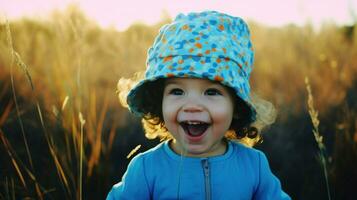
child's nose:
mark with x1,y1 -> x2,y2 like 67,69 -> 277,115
183,104 -> 203,113
182,99 -> 204,113
181,91 -> 205,112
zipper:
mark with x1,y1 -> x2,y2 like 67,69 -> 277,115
201,159 -> 211,200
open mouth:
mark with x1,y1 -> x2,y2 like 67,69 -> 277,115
179,121 -> 210,137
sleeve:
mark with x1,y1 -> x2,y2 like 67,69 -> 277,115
253,151 -> 291,200
106,155 -> 151,200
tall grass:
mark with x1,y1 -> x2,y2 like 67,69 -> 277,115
0,6 -> 356,199
0,6 -> 164,199
6,19 -> 44,199
305,77 -> 331,200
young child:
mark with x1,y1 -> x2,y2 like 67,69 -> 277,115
107,11 -> 291,200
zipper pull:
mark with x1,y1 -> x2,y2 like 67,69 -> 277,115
202,159 -> 209,174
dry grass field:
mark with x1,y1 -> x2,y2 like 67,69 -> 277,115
0,7 -> 356,200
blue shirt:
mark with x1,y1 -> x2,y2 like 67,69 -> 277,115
107,140 -> 291,200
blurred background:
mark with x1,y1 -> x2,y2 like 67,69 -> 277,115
0,0 -> 356,199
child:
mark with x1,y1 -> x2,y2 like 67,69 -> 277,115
107,11 -> 291,200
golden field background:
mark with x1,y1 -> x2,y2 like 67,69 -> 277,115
0,6 -> 357,200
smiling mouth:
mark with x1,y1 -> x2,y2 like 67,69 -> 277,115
179,121 -> 210,137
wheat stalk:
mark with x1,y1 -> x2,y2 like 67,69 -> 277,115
305,76 -> 331,200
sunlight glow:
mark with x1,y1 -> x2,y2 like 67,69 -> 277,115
0,0 -> 355,30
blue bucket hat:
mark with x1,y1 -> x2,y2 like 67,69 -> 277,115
127,11 -> 256,121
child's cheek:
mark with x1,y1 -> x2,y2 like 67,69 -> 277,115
162,98 -> 179,126
211,109 -> 233,135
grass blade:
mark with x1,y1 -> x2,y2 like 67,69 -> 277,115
78,112 -> 86,200
305,77 -> 332,200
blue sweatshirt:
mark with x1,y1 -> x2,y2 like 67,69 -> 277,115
107,140 -> 291,200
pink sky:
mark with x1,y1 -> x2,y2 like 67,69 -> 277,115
0,0 -> 355,30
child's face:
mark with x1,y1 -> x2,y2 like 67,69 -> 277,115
162,78 -> 235,157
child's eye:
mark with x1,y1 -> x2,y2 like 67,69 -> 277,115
169,88 -> 184,95
205,88 -> 222,96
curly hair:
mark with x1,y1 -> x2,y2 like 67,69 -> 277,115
117,76 -> 277,146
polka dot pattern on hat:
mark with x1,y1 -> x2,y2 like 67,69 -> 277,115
127,11 -> 256,121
